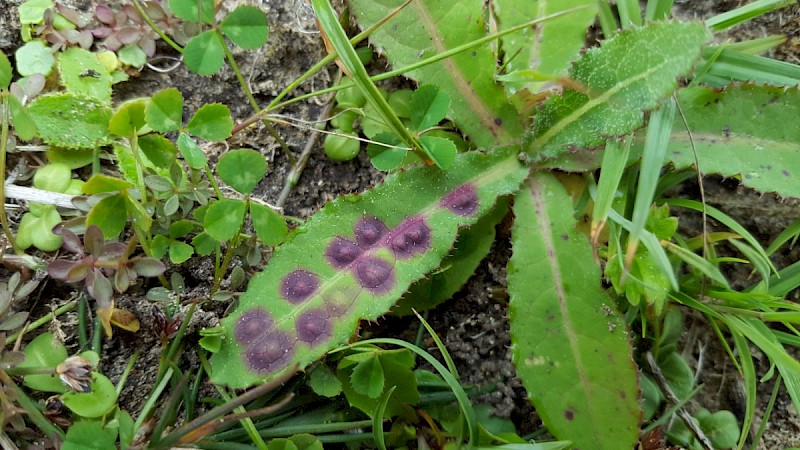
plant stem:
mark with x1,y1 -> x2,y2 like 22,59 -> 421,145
204,165 -> 224,200
158,301 -> 196,381
5,300 -> 77,345
216,31 -> 295,166
115,348 -> 139,396
133,366 -> 173,435
0,96 -> 20,255
211,223 -> 242,293
77,294 -> 89,349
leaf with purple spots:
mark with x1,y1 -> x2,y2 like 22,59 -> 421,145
210,148 -> 528,388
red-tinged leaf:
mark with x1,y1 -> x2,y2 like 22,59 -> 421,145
131,258 -> 167,277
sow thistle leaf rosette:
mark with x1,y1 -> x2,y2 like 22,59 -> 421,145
210,149 -> 528,388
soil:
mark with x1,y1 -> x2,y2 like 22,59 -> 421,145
1,0 -> 800,449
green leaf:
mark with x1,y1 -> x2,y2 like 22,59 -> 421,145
62,373 -> 118,418
657,351 -> 694,401
349,355 -> 385,398
169,241 -> 194,264
210,148 -> 528,388
662,84 -> 800,198
527,21 -> 710,160
19,332 -> 68,393
188,103 -> 233,141
411,85 -> 449,131
169,0 -> 215,24
15,40 -> 55,76
82,174 -> 133,194
0,52 -> 12,88
493,0 -> 597,94
420,135 -> 457,169
308,364 -> 342,397
698,409 -> 740,449
339,348 -> 419,418
394,197 -> 508,315
217,148 -> 267,195
508,173 -> 639,450
139,134 -> 177,168
58,47 -> 112,103
350,0 -> 524,147
366,132 -> 406,172
204,199 -> 247,241
117,44 -> 147,68
62,420 -> 117,450
151,235 -> 170,259
27,93 -> 112,149
87,194 -> 127,238
250,202 -> 288,246
145,88 -> 183,132
19,0 -> 53,23
177,132 -> 207,169
192,232 -> 217,256
184,30 -> 225,76
108,98 -> 148,137
220,6 -> 269,49
8,95 -> 38,141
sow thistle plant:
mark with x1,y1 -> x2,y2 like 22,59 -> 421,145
1,0 -> 800,448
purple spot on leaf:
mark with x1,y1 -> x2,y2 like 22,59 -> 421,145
234,308 -> 273,345
280,269 -> 319,304
441,184 -> 479,216
296,309 -> 330,345
354,257 -> 394,293
388,217 -> 431,258
244,331 -> 293,373
325,237 -> 362,268
564,409 -> 575,421
354,216 -> 388,248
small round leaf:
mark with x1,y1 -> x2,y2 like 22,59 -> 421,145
220,6 -> 269,49
177,132 -> 207,169
184,30 -> 224,76
217,148 -> 267,195
62,373 -> 118,418
19,332 -> 68,393
188,103 -> 233,141
109,98 -> 148,137
249,202 -> 287,246
204,199 -> 246,241
411,84 -> 449,131
86,194 -> 127,238
139,134 -> 177,168
145,88 -> 183,132
0,52 -> 12,88
15,40 -> 55,76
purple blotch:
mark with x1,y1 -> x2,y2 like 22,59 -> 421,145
441,184 -> 479,216
234,308 -> 273,345
354,216 -> 389,248
564,409 -> 575,421
296,309 -> 330,345
389,217 -> 431,258
280,269 -> 319,303
244,331 -> 293,373
354,257 -> 395,293
325,237 -> 362,268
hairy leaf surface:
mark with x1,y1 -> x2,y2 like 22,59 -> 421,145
527,21 -> 710,160
350,0 -> 523,147
211,150 -> 528,388
663,84 -> 800,198
508,173 -> 639,450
